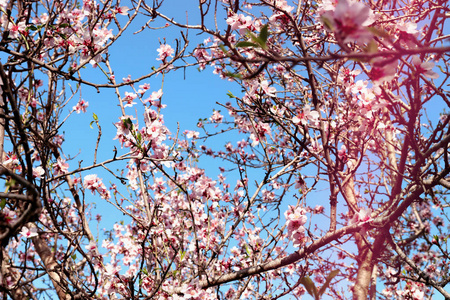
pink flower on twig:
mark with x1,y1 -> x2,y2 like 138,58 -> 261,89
411,56 -> 439,79
157,44 -> 174,61
73,99 -> 89,113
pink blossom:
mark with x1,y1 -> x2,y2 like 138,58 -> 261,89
83,174 -> 111,199
85,241 -> 97,251
194,175 -> 221,201
284,205 -> 308,247
32,13 -> 49,25
369,61 -> 398,84
313,205 -> 325,214
53,158 -> 69,175
8,21 -> 27,39
20,226 -> 39,238
122,92 -> 137,107
92,26 -> 113,46
411,56 -> 439,79
226,12 -> 255,33
350,80 -> 367,95
123,75 -> 132,83
115,6 -> 129,15
157,44 -> 174,61
185,130 -> 199,139
269,0 -> 294,23
104,263 -> 121,277
33,166 -> 45,178
350,207 -> 372,225
260,80 -> 277,97
292,105 -> 320,126
338,68 -> 361,85
146,119 -> 166,141
321,0 -> 374,44
249,122 -> 271,147
210,110 -> 224,123
2,153 -> 19,170
73,99 -> 89,113
396,21 -> 419,35
114,115 -> 136,147
53,135 -> 65,146
137,83 -> 151,94
144,89 -> 163,105
0,208 -> 15,224
193,48 -> 212,70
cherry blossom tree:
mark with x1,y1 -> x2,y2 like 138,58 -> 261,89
1,0 -> 450,299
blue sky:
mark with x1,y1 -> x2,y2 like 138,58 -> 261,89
3,0 -> 448,298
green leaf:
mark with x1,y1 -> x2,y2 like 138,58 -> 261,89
225,72 -> 243,79
367,26 -> 389,38
123,118 -> 133,129
89,120 -> 94,129
6,179 -> 16,188
318,270 -> 339,297
320,16 -> 334,31
180,250 -> 186,261
259,24 -> 269,43
248,31 -> 267,49
244,244 -> 251,256
27,25 -> 37,31
364,40 -> 378,53
219,44 -> 228,53
226,91 -> 236,98
0,198 -> 6,209
71,254 -> 77,260
93,113 -> 98,121
235,41 -> 259,48
300,277 -> 318,299
58,23 -> 70,28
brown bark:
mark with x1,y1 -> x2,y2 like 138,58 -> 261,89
341,172 -> 380,300
32,231 -> 70,300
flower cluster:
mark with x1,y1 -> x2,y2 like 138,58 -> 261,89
284,206 -> 308,247
83,174 -> 111,200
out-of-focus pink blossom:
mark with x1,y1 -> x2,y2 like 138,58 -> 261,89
411,56 -> 439,79
321,0 -> 374,44
350,207 -> 372,225
33,166 -> 45,178
20,226 -> 39,238
369,60 -> 398,84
